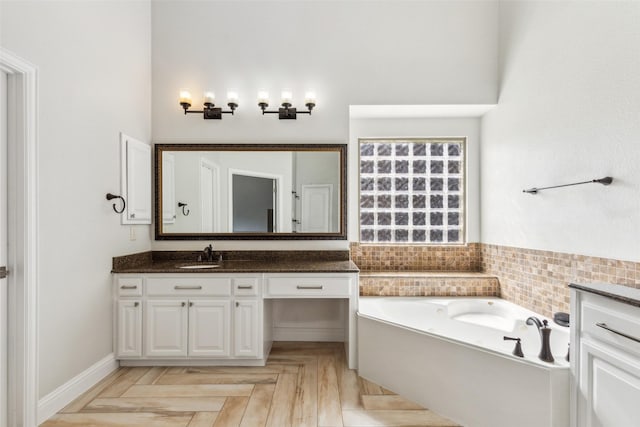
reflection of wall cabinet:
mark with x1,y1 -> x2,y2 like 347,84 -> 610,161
571,286 -> 640,427
120,133 -> 151,224
162,153 -> 176,224
114,274 -> 264,363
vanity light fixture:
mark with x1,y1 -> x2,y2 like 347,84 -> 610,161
258,90 -> 316,119
179,90 -> 238,119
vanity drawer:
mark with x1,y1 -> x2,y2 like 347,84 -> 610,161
117,278 -> 143,296
581,293 -> 640,356
146,277 -> 231,297
265,276 -> 352,298
233,278 -> 260,296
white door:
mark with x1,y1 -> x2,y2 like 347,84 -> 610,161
188,300 -> 230,357
579,340 -> 640,427
234,299 -> 261,358
0,69 -> 8,427
301,184 -> 333,232
144,300 -> 188,357
116,300 -> 142,358
200,159 -> 219,233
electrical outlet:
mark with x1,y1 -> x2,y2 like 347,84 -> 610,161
129,226 -> 136,241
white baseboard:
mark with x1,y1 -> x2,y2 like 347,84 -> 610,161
273,327 -> 345,342
38,353 -> 118,424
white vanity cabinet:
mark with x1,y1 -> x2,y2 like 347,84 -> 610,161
114,270 -> 359,368
571,285 -> 640,427
114,273 -> 263,364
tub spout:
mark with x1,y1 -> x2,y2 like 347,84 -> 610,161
526,316 -> 543,329
526,317 -> 554,363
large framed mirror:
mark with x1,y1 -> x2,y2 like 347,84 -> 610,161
154,144 -> 347,240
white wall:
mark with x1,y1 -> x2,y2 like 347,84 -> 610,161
481,1 -> 640,261
151,0 -> 497,250
0,1 -> 152,397
349,117 -> 481,243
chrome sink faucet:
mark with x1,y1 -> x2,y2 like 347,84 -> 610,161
526,316 -> 554,363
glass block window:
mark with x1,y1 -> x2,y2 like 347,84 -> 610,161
359,138 -> 465,244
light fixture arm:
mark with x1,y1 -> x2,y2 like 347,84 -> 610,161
181,101 -> 238,120
259,101 -> 315,120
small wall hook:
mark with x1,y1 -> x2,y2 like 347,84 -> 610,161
178,202 -> 190,216
106,193 -> 126,214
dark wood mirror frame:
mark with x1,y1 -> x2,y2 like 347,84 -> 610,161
154,143 -> 348,240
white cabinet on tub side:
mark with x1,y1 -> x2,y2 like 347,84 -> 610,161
571,289 -> 640,427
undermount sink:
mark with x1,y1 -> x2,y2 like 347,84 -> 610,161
177,264 -> 221,269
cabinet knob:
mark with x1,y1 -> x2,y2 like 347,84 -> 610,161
134,302 -> 139,307
181,301 -> 186,307
236,301 -> 239,307
189,302 -> 193,307
130,213 -> 136,218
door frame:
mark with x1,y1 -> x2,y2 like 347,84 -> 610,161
227,168 -> 283,233
199,158 -> 220,233
0,47 -> 39,427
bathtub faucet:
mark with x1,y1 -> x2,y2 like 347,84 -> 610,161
526,317 -> 554,363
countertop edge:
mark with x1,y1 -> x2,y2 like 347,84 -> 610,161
112,260 -> 360,275
569,282 -> 640,308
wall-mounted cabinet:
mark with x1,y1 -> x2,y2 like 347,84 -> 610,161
120,133 -> 151,224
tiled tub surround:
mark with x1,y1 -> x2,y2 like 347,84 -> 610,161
481,244 -> 640,318
350,242 -> 481,272
351,243 -> 640,318
360,272 -> 499,297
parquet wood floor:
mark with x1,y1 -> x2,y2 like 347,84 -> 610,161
41,342 -> 459,427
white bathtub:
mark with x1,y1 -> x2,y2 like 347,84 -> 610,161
357,297 -> 570,427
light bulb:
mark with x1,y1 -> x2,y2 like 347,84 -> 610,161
227,91 -> 239,105
257,91 -> 269,105
281,90 -> 293,105
203,91 -> 215,105
179,90 -> 192,106
304,91 -> 316,105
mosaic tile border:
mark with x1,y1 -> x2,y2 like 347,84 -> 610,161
481,244 -> 640,317
350,242 -> 481,272
360,274 -> 499,297
351,242 -> 640,318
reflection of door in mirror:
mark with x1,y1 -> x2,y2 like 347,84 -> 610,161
301,184 -> 333,232
293,152 -> 340,233
199,159 -> 219,233
162,153 -> 176,223
231,174 -> 277,232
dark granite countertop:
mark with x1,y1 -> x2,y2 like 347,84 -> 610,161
112,250 -> 359,274
569,282 -> 640,308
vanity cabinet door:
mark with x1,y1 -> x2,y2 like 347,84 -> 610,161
145,299 -> 188,357
234,299 -> 261,358
116,300 -> 142,358
188,300 -> 230,357
578,340 -> 640,427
